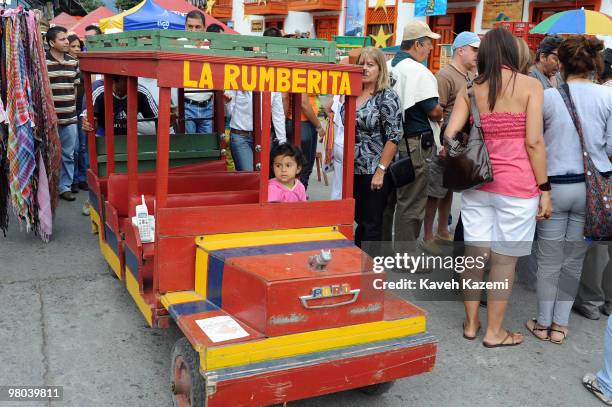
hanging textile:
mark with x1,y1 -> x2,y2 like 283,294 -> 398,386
0,9 -> 60,241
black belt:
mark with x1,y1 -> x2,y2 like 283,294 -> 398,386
185,98 -> 211,108
405,131 -> 433,139
230,128 -> 252,136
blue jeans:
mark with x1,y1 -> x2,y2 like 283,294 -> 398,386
230,133 -> 253,171
286,120 -> 317,190
58,123 -> 78,194
185,100 -> 213,134
73,117 -> 89,184
598,315 -> 612,398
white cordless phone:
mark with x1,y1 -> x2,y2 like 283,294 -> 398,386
135,195 -> 153,243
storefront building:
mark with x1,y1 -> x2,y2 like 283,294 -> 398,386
204,0 -> 610,69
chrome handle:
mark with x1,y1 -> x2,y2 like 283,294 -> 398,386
299,289 -> 360,309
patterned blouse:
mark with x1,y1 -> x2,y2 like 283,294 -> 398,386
345,88 -> 403,175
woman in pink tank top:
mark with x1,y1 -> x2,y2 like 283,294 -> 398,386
444,28 -> 552,348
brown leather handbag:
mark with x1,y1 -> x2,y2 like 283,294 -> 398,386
443,84 -> 493,191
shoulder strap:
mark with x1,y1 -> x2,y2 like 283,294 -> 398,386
467,81 -> 481,128
557,84 -> 587,151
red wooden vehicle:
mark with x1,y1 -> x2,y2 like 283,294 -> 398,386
80,30 -> 437,406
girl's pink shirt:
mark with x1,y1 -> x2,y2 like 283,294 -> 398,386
268,178 -> 307,202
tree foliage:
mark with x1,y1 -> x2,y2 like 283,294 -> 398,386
80,0 -> 105,12
115,0 -> 141,11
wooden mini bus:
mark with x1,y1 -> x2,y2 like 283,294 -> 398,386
80,30 -> 437,407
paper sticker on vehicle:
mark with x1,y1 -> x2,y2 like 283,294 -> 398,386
195,316 -> 249,343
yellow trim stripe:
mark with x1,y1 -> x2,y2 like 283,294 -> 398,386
197,226 -> 343,251
200,315 -> 426,371
194,227 -> 346,297
161,291 -> 205,309
194,248 -> 209,298
100,239 -> 122,280
126,268 -> 153,327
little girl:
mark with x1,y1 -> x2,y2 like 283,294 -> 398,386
268,143 -> 307,202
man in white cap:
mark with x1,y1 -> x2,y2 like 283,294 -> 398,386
421,31 -> 480,252
383,20 -> 443,249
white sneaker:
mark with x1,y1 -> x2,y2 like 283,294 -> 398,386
583,373 -> 612,406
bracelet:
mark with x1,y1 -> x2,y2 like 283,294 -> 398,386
538,181 -> 551,191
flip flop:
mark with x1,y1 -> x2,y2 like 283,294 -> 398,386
483,330 -> 523,348
525,318 -> 550,341
463,321 -> 481,340
550,328 -> 568,345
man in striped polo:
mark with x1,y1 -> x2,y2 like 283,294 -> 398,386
46,26 -> 80,201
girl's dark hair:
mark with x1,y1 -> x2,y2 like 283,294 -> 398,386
270,143 -> 306,171
474,28 -> 519,111
67,34 -> 84,51
558,35 -> 604,80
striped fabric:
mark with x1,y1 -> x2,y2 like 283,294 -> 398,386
46,51 -> 80,125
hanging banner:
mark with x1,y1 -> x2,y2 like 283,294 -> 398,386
415,0 -> 447,17
344,0 -> 365,36
482,0 -> 525,29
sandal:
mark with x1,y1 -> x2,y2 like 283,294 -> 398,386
483,330 -> 523,348
550,327 -> 568,345
463,321 -> 481,340
525,318 -> 550,341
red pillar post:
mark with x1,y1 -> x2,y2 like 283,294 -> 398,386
259,92 -> 271,203
155,87 -> 172,209
103,75 -> 115,175
127,77 -> 138,200
82,73 -> 98,175
342,95 -> 356,199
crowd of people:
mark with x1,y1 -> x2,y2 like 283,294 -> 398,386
332,21 -> 611,406
38,11 -> 612,404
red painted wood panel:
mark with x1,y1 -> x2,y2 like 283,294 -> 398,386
206,342 -> 437,406
221,247 -> 384,336
80,52 -> 363,95
156,200 -> 354,237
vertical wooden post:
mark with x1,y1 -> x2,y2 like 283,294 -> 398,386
291,93 -> 301,146
177,88 -> 185,134
82,73 -> 98,175
103,75 -> 115,175
342,95 -> 356,199
214,90 -> 227,160
127,77 -> 138,201
259,92 -> 271,203
155,87 -> 171,209
214,90 -> 225,134
253,91 -> 262,172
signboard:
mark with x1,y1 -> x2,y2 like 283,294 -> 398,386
344,0 -> 365,36
415,0 -> 448,17
182,61 -> 357,95
251,20 -> 264,33
482,0 -> 525,29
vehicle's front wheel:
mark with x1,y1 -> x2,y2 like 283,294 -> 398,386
171,337 -> 206,407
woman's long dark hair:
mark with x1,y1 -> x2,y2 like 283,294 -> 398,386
474,28 -> 519,111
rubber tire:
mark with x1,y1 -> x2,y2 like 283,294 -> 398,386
171,337 -> 206,407
358,381 -> 395,396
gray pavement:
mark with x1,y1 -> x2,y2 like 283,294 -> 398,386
0,174 -> 608,407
